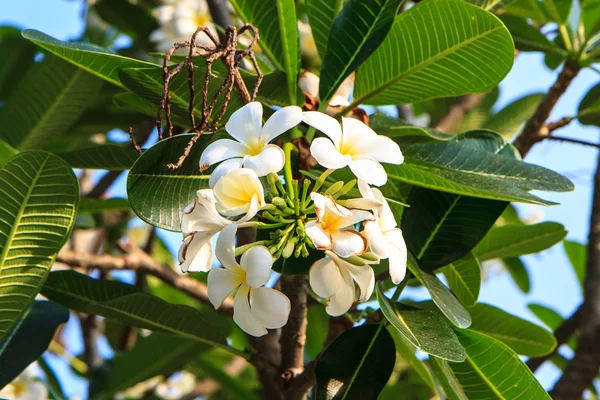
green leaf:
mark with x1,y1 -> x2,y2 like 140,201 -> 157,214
230,0 -> 299,104
0,140 -> 18,169
388,327 -> 437,390
93,0 -> 158,49
474,221 -> 567,261
441,253 -> 481,307
0,151 -> 79,341
445,329 -> 551,399
41,270 -> 235,353
429,357 -> 468,400
484,93 -> 545,139
21,29 -> 160,88
563,240 -> 585,290
503,0 -> 556,23
388,131 -> 573,205
377,284 -> 466,361
402,186 -> 507,269
0,54 -> 104,150
407,255 -> 472,329
306,0 -> 342,60
38,356 -> 67,400
318,0 -> 403,104
502,256 -> 531,293
527,303 -> 563,330
370,113 -> 451,140
78,197 -> 131,214
582,0 -> 600,37
55,144 -> 140,170
91,333 -> 209,400
353,0 -> 514,106
127,134 -> 211,231
315,324 -> 396,400
467,303 -> 556,356
0,26 -> 36,99
462,0 -> 517,11
0,301 -> 69,387
112,92 -> 191,129
578,83 -> 600,126
498,15 -> 564,55
306,305 -> 329,361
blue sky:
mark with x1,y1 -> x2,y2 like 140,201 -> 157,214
1,0 -> 598,396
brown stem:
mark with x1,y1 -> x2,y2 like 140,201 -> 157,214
546,136 -> 600,148
433,92 -> 489,132
550,151 -> 600,399
249,332 -> 284,400
80,313 -> 102,379
513,63 -> 580,158
56,244 -> 234,315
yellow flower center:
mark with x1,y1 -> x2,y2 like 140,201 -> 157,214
320,213 -> 341,234
193,13 -> 210,27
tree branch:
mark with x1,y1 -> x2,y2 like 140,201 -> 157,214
550,150 -> 600,399
526,305 -> 582,372
513,63 -> 580,158
546,136 -> 600,148
56,243 -> 234,315
433,92 -> 489,132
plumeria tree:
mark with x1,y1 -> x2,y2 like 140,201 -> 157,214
1,0 -> 600,399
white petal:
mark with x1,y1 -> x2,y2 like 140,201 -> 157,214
303,111 -> 342,147
337,209 -> 373,229
360,136 -> 404,165
357,180 -> 375,200
312,193 -> 352,220
238,193 -> 261,222
340,117 -> 377,153
250,287 -> 291,329
225,102 -> 263,146
345,262 -> 375,302
241,245 -> 273,288
234,285 -> 268,337
326,268 -> 355,317
199,139 -> 248,171
178,232 -> 215,272
329,94 -> 350,107
209,158 -> 243,188
331,230 -> 367,257
384,229 -> 408,285
371,187 -> 397,232
339,197 -> 383,211
207,267 -> 242,309
298,71 -> 320,98
336,73 -> 355,101
310,138 -> 349,169
261,106 -> 303,143
305,220 -> 332,250
182,191 -> 231,234
348,158 -> 388,186
309,257 -> 342,298
364,220 -> 391,259
215,224 -> 241,271
243,144 -> 285,176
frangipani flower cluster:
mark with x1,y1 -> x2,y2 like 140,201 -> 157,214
178,101 -> 407,336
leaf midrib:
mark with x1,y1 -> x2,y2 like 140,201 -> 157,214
417,195 -> 461,259
446,262 -> 476,303
470,328 -> 551,349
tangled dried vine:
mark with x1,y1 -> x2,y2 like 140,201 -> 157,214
156,24 -> 263,169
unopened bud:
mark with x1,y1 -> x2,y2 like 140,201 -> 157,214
344,255 -> 367,266
295,224 -> 305,236
324,181 -> 344,196
262,204 -> 277,212
335,179 -> 357,198
294,242 -> 303,258
360,252 -> 380,262
282,240 -> 295,258
272,197 -> 286,207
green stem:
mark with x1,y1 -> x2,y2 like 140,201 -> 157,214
256,222 -> 287,229
283,142 -> 296,200
234,240 -> 268,257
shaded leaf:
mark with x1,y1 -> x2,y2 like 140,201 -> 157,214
306,305 -> 329,361
0,140 -> 18,168
112,92 -> 193,129
353,0 -> 514,106
0,301 -> 69,387
377,284 -> 466,361
498,14 -> 564,55
0,26 -> 36,99
578,82 -> 600,126
388,327 -> 437,391
315,324 -> 395,400
474,221 -> 567,261
318,0 -> 403,103
429,357 -> 468,400
0,151 -> 78,341
441,253 -> 481,307
502,256 -> 531,293
56,144 -> 139,170
484,93 -> 545,139
78,198 -> 131,214
306,0 -> 342,60
468,303 -> 556,356
0,55 -> 104,150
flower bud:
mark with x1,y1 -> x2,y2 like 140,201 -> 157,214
282,240 -> 296,259
324,181 -> 344,196
272,197 -> 287,207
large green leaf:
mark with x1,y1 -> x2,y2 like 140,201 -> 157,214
407,255 -> 472,329
463,0 -> 517,11
318,0 -> 403,104
0,301 -> 69,387
91,333 -> 209,400
402,186 -> 507,269
441,253 -> 481,307
0,26 -> 36,100
502,256 -> 531,293
444,329 -> 551,399
377,284 -> 466,361
468,303 -> 556,356
484,93 -> 545,139
0,151 -> 79,341
563,240 -> 585,290
314,324 -> 395,400
21,30 -> 160,88
474,221 -> 567,261
498,14 -> 564,55
56,144 -> 140,170
127,134 -> 212,231
352,0 -> 514,106
578,83 -> 600,126
306,0 -> 342,60
0,54 -> 104,150
41,270 -> 234,353
388,131 -> 573,205
230,0 -> 299,104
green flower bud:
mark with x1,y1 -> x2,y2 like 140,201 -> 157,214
324,181 -> 345,196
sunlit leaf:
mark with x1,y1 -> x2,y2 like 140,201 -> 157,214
441,253 -> 481,307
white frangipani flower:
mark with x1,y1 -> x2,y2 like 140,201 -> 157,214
199,102 -> 303,186
150,0 -> 218,52
0,363 -> 47,400
305,193 -> 372,258
178,189 -> 231,273
303,112 -> 404,186
310,251 -> 375,316
358,181 -> 408,284
213,168 -> 266,219
208,224 -> 290,336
